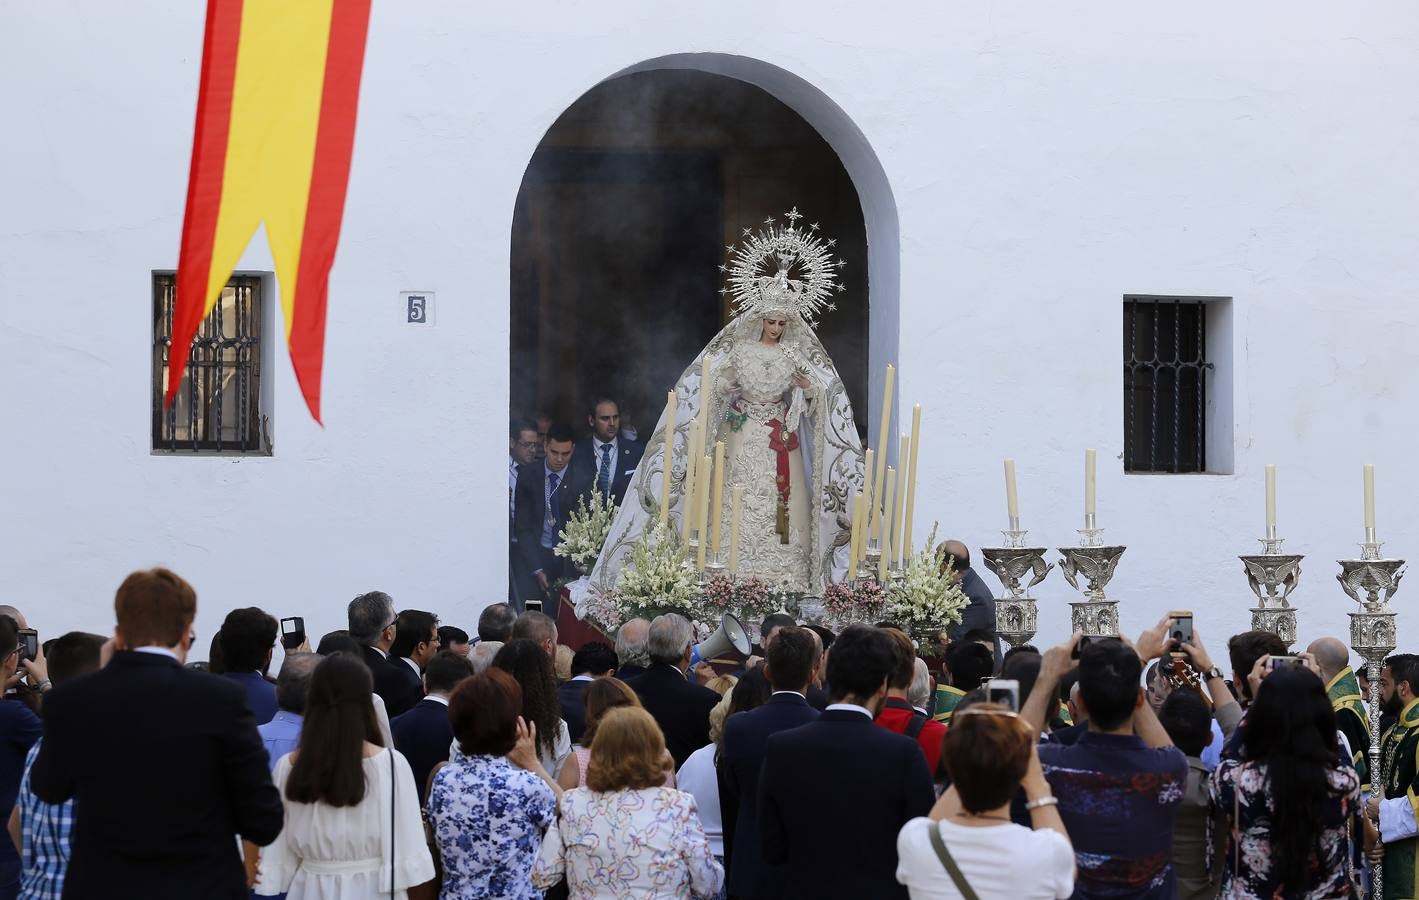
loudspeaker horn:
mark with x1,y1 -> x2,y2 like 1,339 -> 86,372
693,613 -> 752,664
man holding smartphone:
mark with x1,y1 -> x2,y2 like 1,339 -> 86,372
0,615 -> 42,899
1023,618 -> 1188,899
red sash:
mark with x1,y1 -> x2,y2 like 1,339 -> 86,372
767,419 -> 799,505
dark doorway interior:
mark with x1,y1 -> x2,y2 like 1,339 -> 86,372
510,69 -> 868,441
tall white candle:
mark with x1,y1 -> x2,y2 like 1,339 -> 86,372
680,416 -> 701,545
902,405 -> 921,556
849,490 -> 864,573
1084,448 -> 1097,519
862,448 -> 876,544
1364,463 -> 1377,532
659,391 -> 675,527
728,484 -> 743,574
696,452 -> 712,570
1004,458 -> 1019,521
879,467 -> 897,581
894,432 -> 909,564
871,365 -> 895,540
709,441 -> 726,558
1265,464 -> 1277,533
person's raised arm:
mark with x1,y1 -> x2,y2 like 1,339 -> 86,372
1023,633 -> 1081,736
1178,626 -> 1242,737
508,718 -> 565,804
1022,744 -> 1070,846
1126,615 -> 1175,749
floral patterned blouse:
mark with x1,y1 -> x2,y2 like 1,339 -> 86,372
1208,758 -> 1360,899
427,751 -> 556,900
531,786 -> 724,899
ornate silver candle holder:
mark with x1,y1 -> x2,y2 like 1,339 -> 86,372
1342,538 -> 1404,892
683,536 -> 702,574
1057,522 -> 1126,637
701,558 -> 727,586
981,528 -> 1052,648
1239,531 -> 1303,644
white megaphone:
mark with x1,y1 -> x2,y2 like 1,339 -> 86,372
690,614 -> 752,668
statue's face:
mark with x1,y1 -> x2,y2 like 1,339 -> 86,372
761,316 -> 787,342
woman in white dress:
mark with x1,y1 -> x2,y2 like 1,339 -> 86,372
253,654 -> 434,899
589,210 -> 865,598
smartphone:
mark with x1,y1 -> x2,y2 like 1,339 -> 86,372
987,678 -> 1020,712
279,617 -> 305,651
1071,634 -> 1092,660
1169,611 -> 1193,649
17,629 -> 37,664
1269,655 -> 1306,670
525,598 -> 544,613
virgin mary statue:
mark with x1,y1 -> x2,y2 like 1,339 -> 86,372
587,208 -> 865,596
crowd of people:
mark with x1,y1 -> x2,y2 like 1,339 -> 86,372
0,566 -> 1410,899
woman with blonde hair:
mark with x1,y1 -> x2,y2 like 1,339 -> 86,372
557,676 -> 673,790
533,707 -> 724,898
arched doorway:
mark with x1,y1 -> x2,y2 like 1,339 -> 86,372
510,56 -> 898,445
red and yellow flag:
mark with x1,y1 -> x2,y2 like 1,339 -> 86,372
169,0 -> 373,424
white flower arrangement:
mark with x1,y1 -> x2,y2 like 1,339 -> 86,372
554,490 -> 617,573
885,523 -> 968,631
583,522 -> 704,635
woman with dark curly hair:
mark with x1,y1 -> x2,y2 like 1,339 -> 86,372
493,638 -> 571,776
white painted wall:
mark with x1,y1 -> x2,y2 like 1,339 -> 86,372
3,1 -> 1418,666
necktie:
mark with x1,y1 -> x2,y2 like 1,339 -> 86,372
547,471 -> 561,524
598,444 -> 613,496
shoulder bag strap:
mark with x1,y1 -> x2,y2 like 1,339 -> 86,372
905,711 -> 929,741
926,823 -> 980,900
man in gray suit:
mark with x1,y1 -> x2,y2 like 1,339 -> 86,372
940,540 -> 1002,664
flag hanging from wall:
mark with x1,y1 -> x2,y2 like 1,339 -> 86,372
168,0 -> 373,424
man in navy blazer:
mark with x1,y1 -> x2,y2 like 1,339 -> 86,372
758,624 -> 935,900
218,606 -> 279,725
514,423 -> 594,619
31,569 -> 283,900
391,651 -> 474,802
942,540 -> 1004,664
572,397 -> 645,506
559,642 -> 617,744
722,626 -> 821,900
348,591 -> 422,717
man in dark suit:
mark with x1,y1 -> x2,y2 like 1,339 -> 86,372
722,626 -> 821,900
559,642 -> 617,744
613,617 -> 651,681
514,423 -> 593,619
758,624 -> 935,900
631,614 -> 721,768
391,651 -> 473,802
348,590 -> 421,717
572,397 -> 646,506
389,608 -> 440,702
508,417 -> 542,610
31,568 -> 283,900
941,540 -> 1003,664
217,606 -> 279,725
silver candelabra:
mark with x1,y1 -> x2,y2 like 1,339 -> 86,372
1342,534 -> 1405,895
1240,527 -> 1303,644
981,519 -> 1052,648
1057,515 -> 1127,636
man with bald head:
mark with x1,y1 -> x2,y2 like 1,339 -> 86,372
1308,635 -> 1370,782
938,540 -> 1001,664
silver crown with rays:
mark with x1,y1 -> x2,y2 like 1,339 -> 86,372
719,207 -> 846,327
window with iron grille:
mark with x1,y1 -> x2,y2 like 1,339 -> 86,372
1123,297 -> 1214,473
152,273 -> 269,454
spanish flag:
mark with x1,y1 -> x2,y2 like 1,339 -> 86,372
168,0 -> 373,424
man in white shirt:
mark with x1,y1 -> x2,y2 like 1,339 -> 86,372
572,397 -> 645,506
